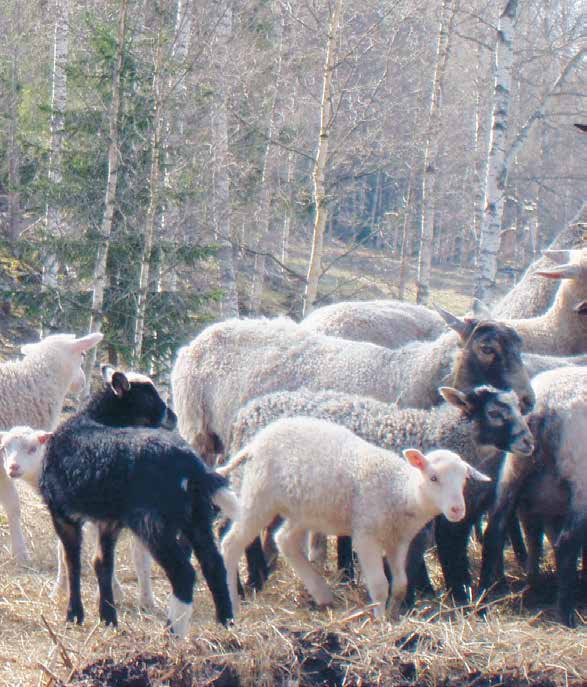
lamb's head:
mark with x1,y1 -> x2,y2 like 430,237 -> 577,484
404,447 -> 490,523
435,306 -> 535,414
0,426 -> 52,486
97,365 -> 177,430
439,385 -> 534,456
20,332 -> 104,395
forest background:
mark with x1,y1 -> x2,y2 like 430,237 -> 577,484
0,0 -> 584,387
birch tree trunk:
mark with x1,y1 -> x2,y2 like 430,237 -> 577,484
83,0 -> 128,394
302,0 -> 343,316
43,0 -> 70,292
474,0 -> 520,303
6,0 -> 22,241
211,4 -> 239,319
415,0 -> 457,305
133,19 -> 164,368
249,7 -> 285,314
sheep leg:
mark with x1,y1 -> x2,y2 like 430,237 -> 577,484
184,521 -> 233,626
384,540 -> 409,620
276,523 -> 334,607
87,522 -> 124,604
0,472 -> 29,564
244,537 -> 270,591
555,514 -> 585,628
435,516 -> 472,603
131,537 -> 155,611
337,536 -> 355,581
404,527 -> 435,606
308,532 -> 327,565
352,532 -> 388,618
50,541 -> 68,599
51,514 -> 84,625
507,515 -> 527,567
94,522 -> 122,626
136,523 -> 196,638
221,509 -> 275,615
520,512 -> 544,589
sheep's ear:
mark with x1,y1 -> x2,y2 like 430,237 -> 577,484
535,263 -> 580,280
36,431 -> 53,445
71,332 -> 104,353
111,371 -> 131,397
574,300 -> 587,314
438,387 -> 473,414
464,462 -> 491,482
403,448 -> 428,472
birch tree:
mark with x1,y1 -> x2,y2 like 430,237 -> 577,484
415,0 -> 457,305
83,0 -> 129,394
474,0 -> 520,303
211,2 -> 239,319
302,0 -> 343,316
5,0 -> 22,241
43,0 -> 70,291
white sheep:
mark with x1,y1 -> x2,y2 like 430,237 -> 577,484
493,206 -> 585,319
229,384 -> 533,599
0,332 -> 103,563
300,300 -> 446,349
219,417 -> 490,618
171,314 -> 535,464
492,249 -> 586,355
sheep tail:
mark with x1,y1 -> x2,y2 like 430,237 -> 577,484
215,448 -> 251,478
211,487 -> 241,522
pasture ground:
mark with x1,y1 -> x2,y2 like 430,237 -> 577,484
0,482 -> 584,687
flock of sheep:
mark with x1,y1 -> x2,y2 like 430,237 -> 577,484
0,247 -> 584,641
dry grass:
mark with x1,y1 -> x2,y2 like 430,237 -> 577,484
0,484 -> 585,687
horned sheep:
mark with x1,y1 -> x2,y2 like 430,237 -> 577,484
229,384 -> 534,601
219,417 -> 490,618
3,378 -> 237,637
171,313 -> 535,465
0,332 -> 103,563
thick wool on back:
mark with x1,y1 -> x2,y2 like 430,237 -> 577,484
529,366 -> 587,510
301,300 -> 446,349
493,204 -> 585,319
235,417 -> 427,541
39,416 -> 224,524
502,250 -> 586,355
229,389 -> 501,508
171,317 -> 459,455
0,340 -> 78,431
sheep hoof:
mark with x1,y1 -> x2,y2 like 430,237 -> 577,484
139,595 -> 156,612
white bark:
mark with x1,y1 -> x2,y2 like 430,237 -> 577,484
415,0 -> 457,305
83,0 -> 128,394
303,0 -> 343,316
211,4 -> 239,319
474,0 -> 520,303
43,0 -> 70,292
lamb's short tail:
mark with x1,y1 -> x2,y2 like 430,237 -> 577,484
216,447 -> 251,478
212,487 -> 241,522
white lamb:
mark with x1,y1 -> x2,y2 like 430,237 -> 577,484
219,417 -> 490,618
0,332 -> 103,563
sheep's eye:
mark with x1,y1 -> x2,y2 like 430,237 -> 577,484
430,475 -> 438,483
28,446 -> 36,455
488,409 -> 501,420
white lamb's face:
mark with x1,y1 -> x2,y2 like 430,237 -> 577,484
403,448 -> 491,523
1,429 -> 50,480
